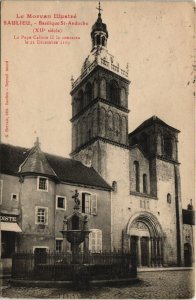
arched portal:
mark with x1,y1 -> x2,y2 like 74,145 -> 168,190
127,212 -> 164,267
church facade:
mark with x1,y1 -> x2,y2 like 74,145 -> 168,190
70,7 -> 184,267
1,5 -> 193,272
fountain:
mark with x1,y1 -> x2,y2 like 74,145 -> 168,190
61,190 -> 91,264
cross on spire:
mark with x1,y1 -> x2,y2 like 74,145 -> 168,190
96,1 -> 103,17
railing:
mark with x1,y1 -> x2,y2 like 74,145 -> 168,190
72,57 -> 129,90
12,251 -> 137,281
72,60 -> 97,89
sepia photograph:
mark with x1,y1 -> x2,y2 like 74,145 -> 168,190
0,0 -> 195,298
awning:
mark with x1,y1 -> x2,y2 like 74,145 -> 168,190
0,222 -> 22,232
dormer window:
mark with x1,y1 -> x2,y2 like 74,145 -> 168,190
37,177 -> 48,191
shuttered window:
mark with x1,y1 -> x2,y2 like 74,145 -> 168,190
82,193 -> 97,215
91,194 -> 97,215
89,229 -> 102,252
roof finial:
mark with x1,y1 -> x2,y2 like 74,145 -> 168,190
34,137 -> 41,148
96,1 -> 103,17
71,75 -> 74,87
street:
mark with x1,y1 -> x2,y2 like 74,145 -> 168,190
1,270 -> 194,299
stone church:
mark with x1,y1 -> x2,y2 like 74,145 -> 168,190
1,5 -> 193,271
70,6 -> 183,267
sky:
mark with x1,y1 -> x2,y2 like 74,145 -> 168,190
1,1 -> 195,208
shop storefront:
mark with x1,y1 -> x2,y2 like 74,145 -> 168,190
0,213 -> 22,273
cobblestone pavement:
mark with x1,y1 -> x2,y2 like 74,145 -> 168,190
1,270 -> 195,299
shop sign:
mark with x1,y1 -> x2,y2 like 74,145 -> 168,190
0,213 -> 18,223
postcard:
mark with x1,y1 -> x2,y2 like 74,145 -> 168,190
1,1 -> 195,298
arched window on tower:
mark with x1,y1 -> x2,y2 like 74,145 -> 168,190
78,90 -> 84,111
93,80 -> 98,99
140,132 -> 148,154
121,116 -> 127,144
107,111 -> 113,139
88,114 -> 93,141
120,88 -> 126,106
163,134 -> 173,159
92,109 -> 97,137
96,35 -> 101,46
114,113 -> 120,142
102,36 -> 105,47
134,161 -> 140,192
100,107 -> 106,137
143,174 -> 147,194
82,118 -> 86,144
85,82 -> 92,105
100,78 -> 107,99
110,80 -> 119,105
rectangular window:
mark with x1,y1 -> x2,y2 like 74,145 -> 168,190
82,193 -> 91,214
35,206 -> 48,225
11,193 -> 18,201
56,196 -> 66,210
55,239 -> 63,252
82,193 -> 97,215
89,229 -> 102,252
37,177 -> 48,191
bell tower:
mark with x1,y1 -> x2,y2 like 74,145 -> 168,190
70,3 -> 130,183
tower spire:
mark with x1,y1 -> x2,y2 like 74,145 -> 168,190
91,2 -> 108,50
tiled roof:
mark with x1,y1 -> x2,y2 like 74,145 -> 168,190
182,209 -> 195,225
129,116 -> 180,136
0,143 -> 112,191
19,142 -> 57,177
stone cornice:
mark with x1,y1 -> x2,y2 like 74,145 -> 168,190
71,97 -> 129,122
70,136 -> 129,156
149,154 -> 180,165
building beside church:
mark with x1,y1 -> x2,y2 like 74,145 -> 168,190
0,142 -> 112,272
0,5 -> 194,272
182,202 -> 195,267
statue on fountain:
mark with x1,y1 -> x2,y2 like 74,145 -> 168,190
72,189 -> 80,210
